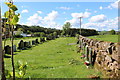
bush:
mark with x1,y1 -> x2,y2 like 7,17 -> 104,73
109,30 -> 116,35
14,34 -> 23,38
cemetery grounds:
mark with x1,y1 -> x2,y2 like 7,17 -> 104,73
3,35 -> 118,78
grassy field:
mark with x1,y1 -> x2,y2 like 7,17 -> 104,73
2,37 -> 40,48
4,37 -> 102,78
88,35 -> 118,43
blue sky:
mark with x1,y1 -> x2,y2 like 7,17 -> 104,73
1,1 -> 119,31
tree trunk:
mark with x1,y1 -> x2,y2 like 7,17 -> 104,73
0,7 -> 6,80
11,25 -> 15,80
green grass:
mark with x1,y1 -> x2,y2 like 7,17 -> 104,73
88,35 -> 118,43
2,37 -> 40,47
4,37 -> 102,78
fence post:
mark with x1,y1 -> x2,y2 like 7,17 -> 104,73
86,46 -> 89,61
89,48 -> 92,64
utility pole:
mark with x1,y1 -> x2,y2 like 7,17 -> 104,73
78,17 -> 83,35
78,17 -> 83,50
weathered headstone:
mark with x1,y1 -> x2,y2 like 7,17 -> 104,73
40,38 -> 42,42
13,45 -> 17,52
35,39 -> 39,44
32,40 -> 35,45
24,42 -> 29,48
42,37 -> 45,42
18,40 -> 24,50
4,45 -> 11,54
28,41 -> 32,48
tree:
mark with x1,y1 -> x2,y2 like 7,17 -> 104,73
0,8 -> 6,80
4,0 -> 20,79
62,22 -> 71,36
53,32 -> 57,38
109,29 -> 116,35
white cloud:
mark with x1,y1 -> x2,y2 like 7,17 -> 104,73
110,1 -> 119,8
99,6 -> 103,10
37,11 -> 42,14
27,13 -> 42,25
89,14 -> 106,22
25,10 -> 61,29
94,11 -> 97,13
21,9 -> 29,13
71,12 -> 91,18
58,7 -> 71,10
106,0 -> 120,9
65,11 -> 91,27
82,17 -> 118,31
106,6 -> 112,9
44,10 -> 58,21
85,9 -> 91,11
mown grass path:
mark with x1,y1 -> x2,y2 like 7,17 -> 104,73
5,37 -> 101,78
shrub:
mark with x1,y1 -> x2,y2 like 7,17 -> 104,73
14,34 -> 23,38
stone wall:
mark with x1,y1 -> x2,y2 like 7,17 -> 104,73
77,35 -> 120,78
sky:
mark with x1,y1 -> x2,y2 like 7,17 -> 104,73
1,0 -> 119,31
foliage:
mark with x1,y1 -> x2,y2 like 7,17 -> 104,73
5,60 -> 28,79
16,60 -> 28,78
4,1 -> 20,79
15,24 -> 62,35
13,34 -> 23,38
98,31 -> 108,35
62,22 -> 71,36
109,29 -> 116,35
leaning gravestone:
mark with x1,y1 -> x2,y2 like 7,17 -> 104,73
13,45 -> 17,52
4,45 -> 11,54
18,40 -> 24,50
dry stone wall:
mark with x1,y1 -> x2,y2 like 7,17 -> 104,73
77,35 -> 120,78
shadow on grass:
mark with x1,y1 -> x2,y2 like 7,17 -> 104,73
4,55 -> 11,58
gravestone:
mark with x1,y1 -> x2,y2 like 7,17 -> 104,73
18,40 -> 24,50
4,45 -> 11,54
13,45 -> 16,52
35,39 -> 39,44
43,37 -> 45,42
24,42 -> 29,48
32,40 -> 35,45
28,41 -> 32,48
40,38 -> 42,42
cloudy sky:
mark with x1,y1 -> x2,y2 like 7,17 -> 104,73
1,0 -> 119,31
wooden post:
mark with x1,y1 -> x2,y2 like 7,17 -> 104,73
0,7 -> 2,79
86,46 -> 89,61
89,48 -> 92,64
0,7 -> 6,80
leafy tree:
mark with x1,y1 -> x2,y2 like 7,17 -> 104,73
53,32 -> 57,38
109,29 -> 116,35
62,22 -> 71,36
4,0 -> 20,79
